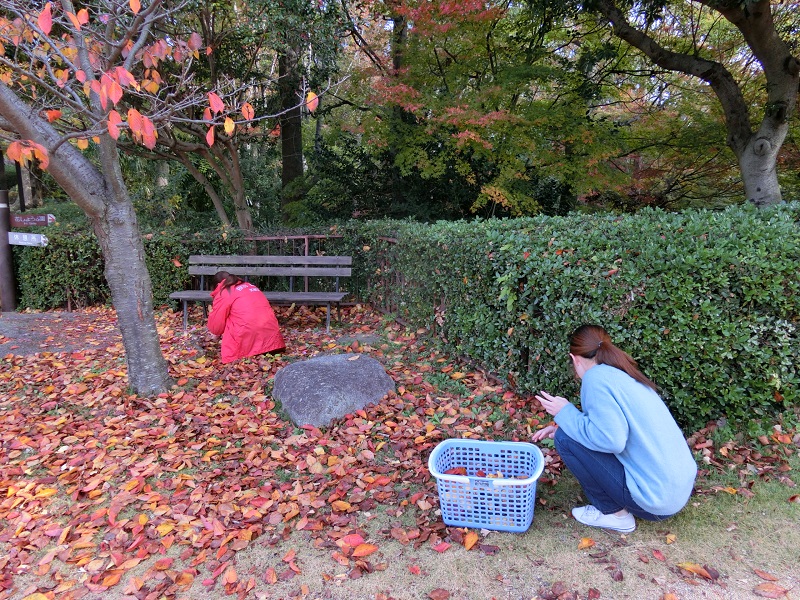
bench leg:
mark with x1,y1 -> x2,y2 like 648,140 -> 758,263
325,303 -> 331,333
182,300 -> 189,332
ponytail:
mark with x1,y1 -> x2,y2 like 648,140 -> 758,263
569,324 -> 657,391
214,270 -> 243,290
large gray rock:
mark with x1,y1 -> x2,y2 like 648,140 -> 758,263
273,354 -> 395,427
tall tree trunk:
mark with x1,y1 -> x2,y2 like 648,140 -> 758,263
156,161 -> 169,188
205,140 -> 253,231
176,153 -> 233,228
739,135 -> 783,208
388,10 -> 410,210
278,48 -> 304,221
95,139 -> 172,395
0,83 -> 172,395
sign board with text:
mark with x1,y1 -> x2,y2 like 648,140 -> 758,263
8,232 -> 48,247
10,213 -> 56,227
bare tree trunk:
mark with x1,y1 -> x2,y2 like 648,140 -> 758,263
155,127 -> 253,231
739,136 -> 783,208
279,48 -> 304,221
156,161 -> 169,188
204,140 -> 253,231
95,141 -> 172,394
176,153 -> 233,228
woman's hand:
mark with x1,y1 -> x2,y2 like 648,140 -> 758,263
531,424 -> 557,442
535,390 -> 569,417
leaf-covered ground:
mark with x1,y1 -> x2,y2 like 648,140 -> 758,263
0,306 -> 798,600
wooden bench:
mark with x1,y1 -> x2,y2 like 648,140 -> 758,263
169,255 -> 351,333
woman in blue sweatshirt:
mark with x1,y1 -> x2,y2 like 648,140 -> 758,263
532,324 -> 697,533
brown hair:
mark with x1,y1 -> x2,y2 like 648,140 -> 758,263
214,270 -> 243,290
569,324 -> 657,391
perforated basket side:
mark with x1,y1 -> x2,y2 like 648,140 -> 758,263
429,439 -> 544,532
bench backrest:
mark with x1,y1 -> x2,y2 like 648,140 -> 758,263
189,255 -> 352,266
186,255 -> 351,291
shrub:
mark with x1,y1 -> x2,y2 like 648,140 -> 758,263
13,225 -> 250,309
356,204 -> 800,430
11,202 -> 799,430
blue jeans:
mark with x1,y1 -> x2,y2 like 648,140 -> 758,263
554,428 -> 671,521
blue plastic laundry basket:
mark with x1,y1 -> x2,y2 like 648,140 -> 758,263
428,439 -> 545,532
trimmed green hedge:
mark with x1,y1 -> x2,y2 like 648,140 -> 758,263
12,225 -> 252,309
351,204 -> 800,430
14,225 -> 109,310
10,203 -> 800,430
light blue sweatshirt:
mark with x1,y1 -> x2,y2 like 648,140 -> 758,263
554,364 -> 697,515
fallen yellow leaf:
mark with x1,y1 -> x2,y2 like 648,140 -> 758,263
677,562 -> 712,579
464,530 -> 479,551
352,543 -> 379,558
578,537 -> 595,550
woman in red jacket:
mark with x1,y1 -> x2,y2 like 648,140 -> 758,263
207,271 -> 285,363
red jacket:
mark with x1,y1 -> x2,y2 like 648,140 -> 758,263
208,280 -> 285,363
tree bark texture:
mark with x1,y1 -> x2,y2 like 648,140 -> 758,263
0,83 -> 173,395
594,0 -> 799,206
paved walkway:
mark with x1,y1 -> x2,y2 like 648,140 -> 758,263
0,310 -> 121,355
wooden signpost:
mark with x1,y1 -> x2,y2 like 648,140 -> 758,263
0,192 -> 16,311
10,213 -> 55,227
0,193 -> 54,311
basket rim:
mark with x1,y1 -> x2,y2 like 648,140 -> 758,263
427,438 -> 545,484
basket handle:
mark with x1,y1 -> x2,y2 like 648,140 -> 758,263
435,474 -> 471,485
490,476 -> 537,486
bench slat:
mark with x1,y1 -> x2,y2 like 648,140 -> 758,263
188,255 -> 352,266
188,266 -> 352,277
170,290 -> 347,303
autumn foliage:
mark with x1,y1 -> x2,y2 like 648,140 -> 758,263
0,0 -> 264,166
0,305 -> 554,598
1,305 -> 798,599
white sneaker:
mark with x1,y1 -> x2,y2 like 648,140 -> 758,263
572,505 -> 636,533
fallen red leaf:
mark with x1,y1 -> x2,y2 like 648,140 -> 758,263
153,558 -> 173,571
753,582 -> 790,598
444,467 -> 467,475
341,533 -> 365,548
754,569 -> 779,582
